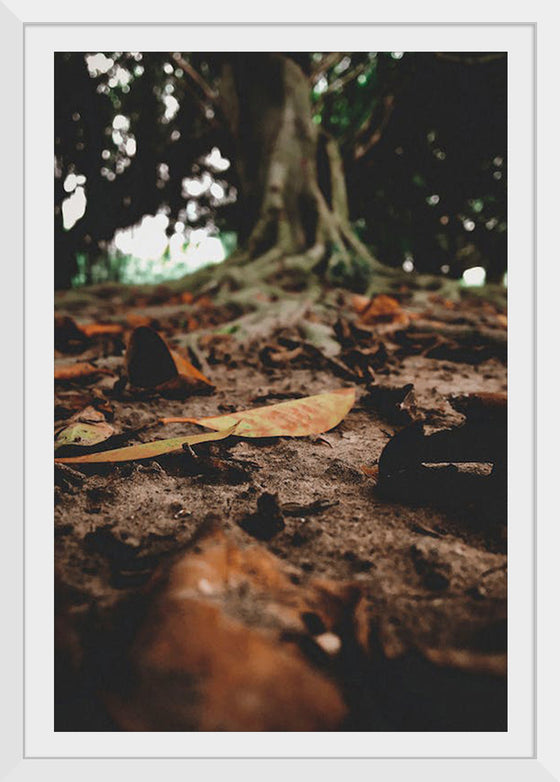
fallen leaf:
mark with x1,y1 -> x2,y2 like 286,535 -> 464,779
102,522 -> 364,731
55,421 -> 116,451
169,348 -> 213,387
340,342 -> 389,378
54,361 -> 110,382
362,382 -> 416,424
160,387 -> 356,438
67,405 -> 107,424
54,425 -> 237,464
378,413 -> 507,481
447,391 -> 507,421
126,326 -> 177,388
54,315 -> 89,353
126,326 -> 213,391
79,322 -> 123,338
353,294 -> 409,327
259,344 -> 304,366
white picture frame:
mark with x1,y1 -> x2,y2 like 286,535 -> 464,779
1,2 -> 554,779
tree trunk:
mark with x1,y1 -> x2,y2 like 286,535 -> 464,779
220,54 -> 376,276
215,54 -> 494,303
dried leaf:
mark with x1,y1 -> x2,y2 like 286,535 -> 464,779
54,405 -> 116,450
67,405 -> 107,424
54,315 -> 89,352
103,523 -> 363,731
126,326 -> 213,391
353,294 -> 409,326
55,425 -> 237,464
54,361 -> 110,382
447,391 -> 507,421
160,387 -> 356,438
170,348 -> 213,387
55,421 -> 115,451
79,322 -> 123,338
126,326 -> 177,388
362,382 -> 416,424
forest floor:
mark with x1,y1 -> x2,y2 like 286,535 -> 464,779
54,269 -> 507,732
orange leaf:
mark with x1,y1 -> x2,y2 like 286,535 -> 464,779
103,524 -> 354,731
170,348 -> 213,387
79,322 -> 123,338
54,361 -> 109,381
351,294 -> 371,314
353,294 -> 409,326
160,387 -> 356,438
55,425 -> 237,464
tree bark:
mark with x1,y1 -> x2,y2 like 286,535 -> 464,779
220,53 -> 373,273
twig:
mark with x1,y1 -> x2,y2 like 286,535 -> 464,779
354,95 -> 395,160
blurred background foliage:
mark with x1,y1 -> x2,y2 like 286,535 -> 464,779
55,51 -> 506,289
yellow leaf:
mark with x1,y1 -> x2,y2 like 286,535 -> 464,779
55,421 -> 115,451
161,387 -> 356,438
55,426 -> 236,464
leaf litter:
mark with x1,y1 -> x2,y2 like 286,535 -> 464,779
55,388 -> 355,463
54,282 -> 508,732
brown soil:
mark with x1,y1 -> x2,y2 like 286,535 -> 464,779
54,279 -> 507,732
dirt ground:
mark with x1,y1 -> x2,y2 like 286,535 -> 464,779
54,278 -> 507,732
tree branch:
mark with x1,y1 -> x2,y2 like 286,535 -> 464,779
435,52 -> 507,66
310,52 -> 345,82
173,54 -> 219,104
322,60 -> 369,96
353,94 -> 395,160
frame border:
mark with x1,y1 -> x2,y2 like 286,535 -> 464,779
2,5 -> 550,780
